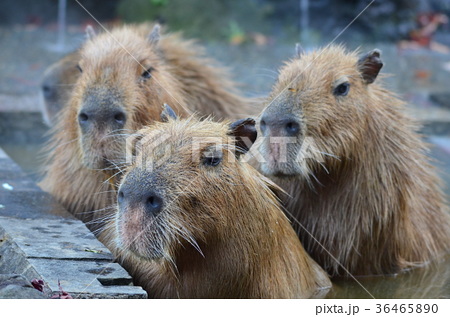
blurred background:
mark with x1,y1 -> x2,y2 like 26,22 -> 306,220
0,0 -> 449,298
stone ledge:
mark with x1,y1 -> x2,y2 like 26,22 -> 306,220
0,274 -> 47,299
0,216 -> 147,299
0,147 -> 147,299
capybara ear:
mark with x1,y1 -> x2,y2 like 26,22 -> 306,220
295,43 -> 304,58
126,132 -> 144,162
148,24 -> 161,46
228,118 -> 257,157
85,25 -> 96,41
161,103 -> 178,122
357,49 -> 383,84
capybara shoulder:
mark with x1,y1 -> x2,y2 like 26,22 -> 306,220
256,44 -> 450,276
108,107 -> 331,298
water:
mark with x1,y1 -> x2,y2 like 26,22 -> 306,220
0,143 -> 44,181
327,255 -> 450,299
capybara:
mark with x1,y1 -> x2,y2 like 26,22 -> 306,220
254,45 -> 450,276
39,24 -> 256,232
39,51 -> 80,126
107,106 -> 331,298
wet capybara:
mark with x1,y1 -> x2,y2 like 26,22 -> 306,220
254,45 -> 450,276
107,106 -> 331,298
39,51 -> 80,126
39,24 -> 256,232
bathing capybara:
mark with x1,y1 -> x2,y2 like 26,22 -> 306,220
108,107 -> 331,298
39,24 -> 256,231
40,51 -> 80,126
255,45 -> 450,276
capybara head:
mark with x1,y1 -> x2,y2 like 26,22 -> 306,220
71,25 -> 188,170
40,51 -> 80,126
115,106 -> 257,261
257,45 -> 383,177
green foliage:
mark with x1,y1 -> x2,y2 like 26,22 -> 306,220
117,0 -> 272,41
150,0 -> 168,6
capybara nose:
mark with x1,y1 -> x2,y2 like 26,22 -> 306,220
118,187 -> 163,217
144,193 -> 163,217
78,111 -> 90,126
260,114 -> 301,137
78,108 -> 127,130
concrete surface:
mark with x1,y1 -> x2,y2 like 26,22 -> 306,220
0,148 -> 147,299
0,274 -> 47,299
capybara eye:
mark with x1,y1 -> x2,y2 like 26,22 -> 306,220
203,151 -> 223,167
114,112 -> 126,125
204,156 -> 222,166
76,64 -> 83,73
334,82 -> 350,96
141,67 -> 154,79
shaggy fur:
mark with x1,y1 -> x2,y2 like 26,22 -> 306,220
255,45 -> 450,276
39,24 -> 256,231
102,117 -> 331,298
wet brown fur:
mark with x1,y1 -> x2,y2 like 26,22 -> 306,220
104,117 -> 331,298
256,45 -> 450,276
39,24 -> 256,231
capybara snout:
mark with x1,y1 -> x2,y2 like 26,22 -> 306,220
118,176 -> 164,218
259,113 -> 302,137
78,88 -> 127,132
77,87 -> 129,170
116,167 -> 167,259
117,170 -> 165,217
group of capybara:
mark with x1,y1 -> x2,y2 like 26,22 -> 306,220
38,22 -> 450,298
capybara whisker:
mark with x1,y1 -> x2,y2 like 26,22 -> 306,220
254,73 -> 278,81
317,161 -> 330,174
317,151 -> 340,160
256,67 -> 279,76
51,138 -> 78,150
102,170 -> 124,186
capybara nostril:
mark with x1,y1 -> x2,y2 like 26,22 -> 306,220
113,111 -> 126,127
42,84 -> 53,99
285,120 -> 300,136
144,192 -> 163,216
78,112 -> 89,125
259,119 -> 267,135
117,189 -> 125,205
